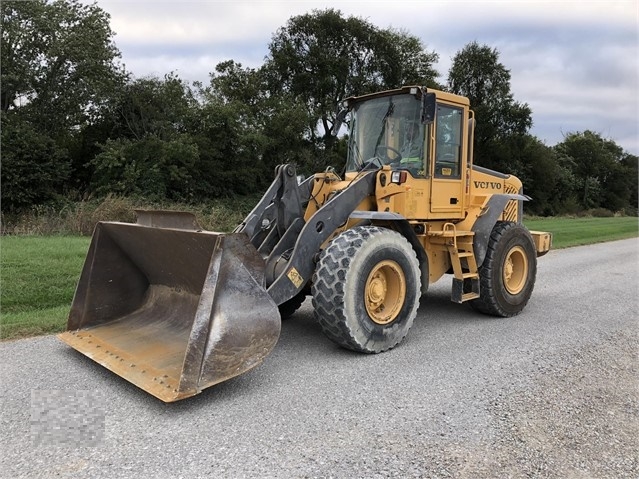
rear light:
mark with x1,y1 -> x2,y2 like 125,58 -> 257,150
391,170 -> 408,184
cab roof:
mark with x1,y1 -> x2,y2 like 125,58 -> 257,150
344,86 -> 470,108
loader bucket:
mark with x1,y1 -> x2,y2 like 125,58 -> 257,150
58,219 -> 281,402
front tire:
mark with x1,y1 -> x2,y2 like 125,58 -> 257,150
470,221 -> 537,317
311,226 -> 421,353
278,291 -> 306,320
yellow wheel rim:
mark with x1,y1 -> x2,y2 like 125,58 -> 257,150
365,260 -> 406,325
503,246 -> 528,295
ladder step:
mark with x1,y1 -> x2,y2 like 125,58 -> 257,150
462,272 -> 478,279
451,277 -> 481,303
457,252 -> 474,258
428,230 -> 474,238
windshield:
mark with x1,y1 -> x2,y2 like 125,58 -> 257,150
346,94 -> 427,177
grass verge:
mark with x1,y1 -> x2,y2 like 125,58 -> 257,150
524,216 -> 638,249
1,216 -> 637,341
1,236 -> 90,340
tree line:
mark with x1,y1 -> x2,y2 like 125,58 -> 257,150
2,0 -> 637,217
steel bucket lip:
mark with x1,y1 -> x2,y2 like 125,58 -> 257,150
61,284 -> 204,402
59,330 -> 195,402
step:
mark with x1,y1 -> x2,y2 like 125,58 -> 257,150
451,277 -> 481,303
429,230 -> 474,238
461,292 -> 480,301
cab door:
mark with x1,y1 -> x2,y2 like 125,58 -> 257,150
430,103 -> 465,217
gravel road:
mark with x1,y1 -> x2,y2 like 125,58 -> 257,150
1,238 -> 637,479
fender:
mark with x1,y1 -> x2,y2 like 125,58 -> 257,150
472,193 -> 529,267
349,210 -> 429,296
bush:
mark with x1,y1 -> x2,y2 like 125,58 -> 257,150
1,194 -> 262,236
91,135 -> 199,201
588,208 -> 615,218
91,195 -> 137,224
1,115 -> 71,213
620,206 -> 638,217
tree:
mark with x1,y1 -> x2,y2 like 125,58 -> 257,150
496,134 -> 558,215
1,0 -> 125,133
620,154 -> 638,215
447,42 -> 532,172
201,60 -> 317,179
89,74 -> 202,200
91,134 -> 199,200
110,73 -> 196,141
266,8 -> 439,166
554,131 -> 636,212
1,113 -> 70,212
1,0 -> 125,210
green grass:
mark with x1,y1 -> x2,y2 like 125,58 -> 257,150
524,216 -> 638,249
1,216 -> 637,341
1,236 -> 90,340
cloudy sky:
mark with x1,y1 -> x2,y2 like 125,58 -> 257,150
94,0 -> 638,154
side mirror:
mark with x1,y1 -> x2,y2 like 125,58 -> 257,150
422,93 -> 436,124
332,108 -> 348,137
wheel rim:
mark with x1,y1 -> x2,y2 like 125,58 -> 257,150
503,246 -> 528,295
365,260 -> 406,325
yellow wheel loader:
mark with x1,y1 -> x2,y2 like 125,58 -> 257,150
59,86 -> 552,402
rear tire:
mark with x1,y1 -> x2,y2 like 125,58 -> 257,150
278,292 -> 306,320
311,226 -> 421,353
470,221 -> 537,317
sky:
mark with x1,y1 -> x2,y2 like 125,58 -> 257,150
93,0 -> 638,154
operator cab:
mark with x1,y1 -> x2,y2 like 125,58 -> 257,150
342,86 -> 471,217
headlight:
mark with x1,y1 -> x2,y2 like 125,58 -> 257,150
391,170 -> 408,184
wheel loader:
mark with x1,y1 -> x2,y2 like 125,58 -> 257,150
59,86 -> 552,402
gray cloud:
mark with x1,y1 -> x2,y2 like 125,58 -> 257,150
94,0 -> 638,154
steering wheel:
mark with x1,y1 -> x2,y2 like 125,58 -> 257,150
376,145 -> 402,162
360,156 -> 384,170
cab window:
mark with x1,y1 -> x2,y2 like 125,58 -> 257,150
434,105 -> 463,178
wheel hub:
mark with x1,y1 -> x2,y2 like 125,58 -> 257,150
368,277 -> 386,303
503,245 -> 528,295
365,260 -> 406,325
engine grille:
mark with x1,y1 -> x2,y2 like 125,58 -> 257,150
503,183 -> 519,222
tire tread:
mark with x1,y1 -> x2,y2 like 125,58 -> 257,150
312,226 -> 420,353
471,221 -> 537,317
